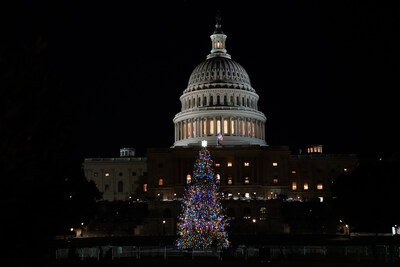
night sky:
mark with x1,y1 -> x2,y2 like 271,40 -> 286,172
6,0 -> 400,160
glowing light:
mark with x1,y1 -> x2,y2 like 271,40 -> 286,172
175,147 -> 230,249
304,183 -> 309,190
201,140 -> 207,147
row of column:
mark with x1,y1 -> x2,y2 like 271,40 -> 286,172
182,94 -> 258,111
174,117 -> 265,141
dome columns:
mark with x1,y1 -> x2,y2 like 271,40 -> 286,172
180,89 -> 260,111
173,110 -> 266,147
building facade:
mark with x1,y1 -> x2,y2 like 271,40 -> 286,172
84,148 -> 147,201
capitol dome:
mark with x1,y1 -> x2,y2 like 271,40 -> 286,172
173,15 -> 267,147
185,57 -> 254,93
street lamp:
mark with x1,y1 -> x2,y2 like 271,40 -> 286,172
80,222 -> 84,237
252,218 -> 257,235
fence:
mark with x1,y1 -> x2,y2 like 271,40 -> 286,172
55,244 -> 400,263
55,246 -> 224,260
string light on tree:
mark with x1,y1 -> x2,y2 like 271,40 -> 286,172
175,146 -> 230,249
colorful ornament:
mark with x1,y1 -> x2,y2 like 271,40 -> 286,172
175,148 -> 230,249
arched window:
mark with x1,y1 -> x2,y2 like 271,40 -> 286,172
186,174 -> 191,185
158,178 -> 164,186
118,181 -> 123,192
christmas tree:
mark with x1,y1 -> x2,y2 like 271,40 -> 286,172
175,144 -> 230,249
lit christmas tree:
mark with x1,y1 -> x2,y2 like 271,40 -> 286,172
175,142 -> 230,249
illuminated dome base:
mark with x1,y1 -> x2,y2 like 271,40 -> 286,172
174,136 -> 267,147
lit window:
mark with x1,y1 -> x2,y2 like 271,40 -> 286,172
245,193 -> 250,199
231,120 -> 235,135
244,177 -> 250,184
227,177 -> 233,185
291,170 -> 296,174
215,163 -> 220,167
216,174 -> 220,183
244,162 -> 250,167
248,122 -> 251,136
209,120 -> 214,135
317,183 -> 323,190
273,178 -> 278,184
158,178 -> 164,186
252,123 -> 255,137
203,121 -> 206,135
186,174 -> 191,185
227,162 -> 232,167
217,120 -> 221,134
260,207 -> 267,221
224,120 -> 229,135
272,162 -> 278,167
292,182 -> 297,190
93,172 -> 98,177
105,172 -> 110,177
304,183 -> 309,190
143,184 -> 147,192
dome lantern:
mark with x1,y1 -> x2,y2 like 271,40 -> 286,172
208,12 -> 231,59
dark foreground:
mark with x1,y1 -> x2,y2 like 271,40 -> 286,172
45,258 -> 398,267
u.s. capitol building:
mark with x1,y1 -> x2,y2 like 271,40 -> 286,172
83,16 -> 357,235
